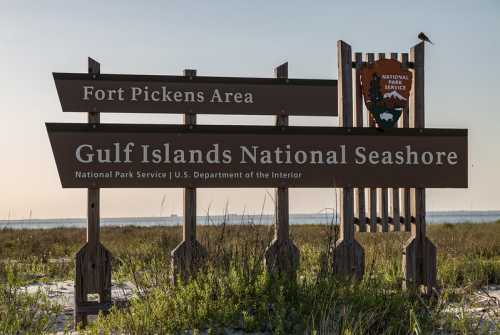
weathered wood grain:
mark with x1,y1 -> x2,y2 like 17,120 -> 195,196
171,69 -> 208,284
264,62 -> 299,277
379,188 -> 389,232
74,242 -> 112,326
75,58 -> 113,328
365,53 -> 378,233
353,52 -> 366,233
399,54 -> 412,232
403,42 -> 437,295
332,41 -> 364,279
375,53 -> 389,233
390,52 -> 400,231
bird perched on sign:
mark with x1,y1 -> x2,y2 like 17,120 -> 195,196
418,32 -> 433,44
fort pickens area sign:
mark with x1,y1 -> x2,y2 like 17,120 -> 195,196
47,123 -> 467,188
53,73 -> 338,116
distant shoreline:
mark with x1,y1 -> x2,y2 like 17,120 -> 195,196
1,210 -> 500,229
3,210 -> 500,222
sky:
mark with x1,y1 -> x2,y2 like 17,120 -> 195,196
1,0 -> 499,219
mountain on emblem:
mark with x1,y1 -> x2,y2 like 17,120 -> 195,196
383,91 -> 407,100
360,59 -> 412,128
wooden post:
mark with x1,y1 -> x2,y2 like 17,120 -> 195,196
332,41 -> 364,279
402,43 -> 437,294
390,52 -> 400,231
375,53 -> 389,233
264,62 -> 299,277
87,57 -> 101,252
171,69 -> 207,284
365,53 -> 378,233
399,53 -> 412,232
353,52 -> 366,233
74,57 -> 113,328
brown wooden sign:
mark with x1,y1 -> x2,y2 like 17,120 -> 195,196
53,73 -> 338,116
360,59 -> 412,128
46,123 -> 467,188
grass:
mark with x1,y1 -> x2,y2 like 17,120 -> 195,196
0,262 -> 61,334
0,221 -> 499,334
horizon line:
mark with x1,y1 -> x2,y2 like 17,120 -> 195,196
3,209 -> 500,222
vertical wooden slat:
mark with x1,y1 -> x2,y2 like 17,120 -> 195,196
332,41 -> 364,279
375,53 -> 389,232
399,53 -> 411,232
379,188 -> 389,232
390,52 -> 400,231
353,52 -> 366,232
389,190 -> 400,231
368,187 -> 377,233
264,62 -> 299,276
365,53 -> 377,233
353,53 -> 364,128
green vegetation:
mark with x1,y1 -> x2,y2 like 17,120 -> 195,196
1,222 -> 499,334
0,262 -> 61,334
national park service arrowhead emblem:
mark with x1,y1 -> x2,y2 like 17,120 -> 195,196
360,59 -> 412,128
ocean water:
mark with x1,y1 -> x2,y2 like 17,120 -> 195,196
1,211 -> 499,230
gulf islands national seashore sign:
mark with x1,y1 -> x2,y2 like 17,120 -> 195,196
46,124 -> 467,189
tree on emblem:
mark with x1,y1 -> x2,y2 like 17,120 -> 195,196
368,73 -> 382,104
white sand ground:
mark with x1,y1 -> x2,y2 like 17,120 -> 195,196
25,280 -> 135,334
22,281 -> 500,334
